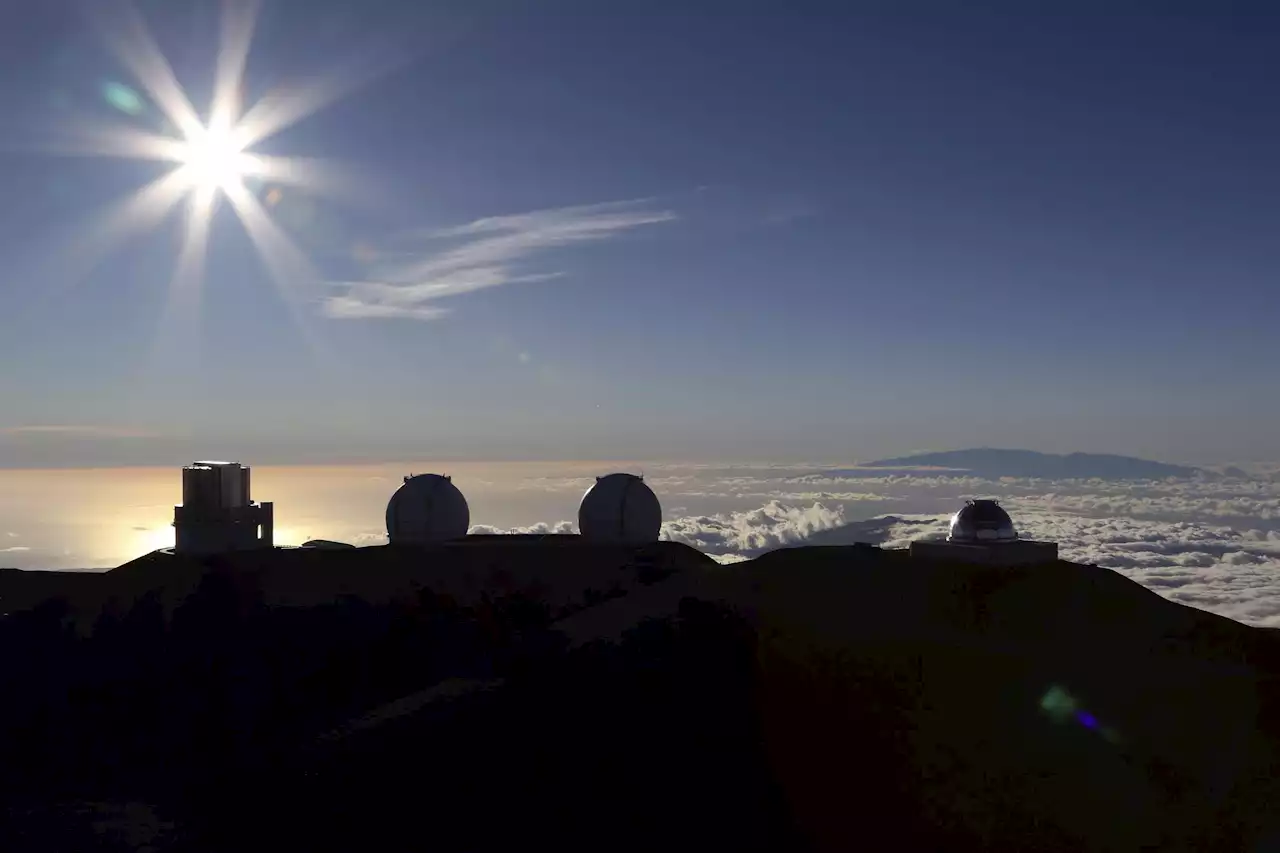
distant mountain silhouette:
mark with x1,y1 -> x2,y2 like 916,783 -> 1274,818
828,448 -> 1204,481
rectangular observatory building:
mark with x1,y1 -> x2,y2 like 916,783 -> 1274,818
173,461 -> 274,556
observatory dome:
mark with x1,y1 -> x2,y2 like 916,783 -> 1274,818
578,473 -> 662,544
948,499 -> 1018,543
386,474 -> 470,545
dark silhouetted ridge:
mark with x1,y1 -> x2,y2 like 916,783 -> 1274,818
0,539 -> 1277,852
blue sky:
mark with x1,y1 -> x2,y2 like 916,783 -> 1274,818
0,0 -> 1277,467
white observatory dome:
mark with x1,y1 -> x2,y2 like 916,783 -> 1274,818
947,499 -> 1018,543
578,473 -> 662,544
386,474 -> 470,545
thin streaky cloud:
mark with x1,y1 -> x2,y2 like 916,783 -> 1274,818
394,205 -> 675,281
321,297 -> 449,321
325,199 -> 676,321
426,198 -> 670,238
1,425 -> 157,439
331,270 -> 563,308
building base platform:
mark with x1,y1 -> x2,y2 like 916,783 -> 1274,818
909,539 -> 1059,567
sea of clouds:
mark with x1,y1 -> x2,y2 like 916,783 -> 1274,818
459,463 -> 1280,628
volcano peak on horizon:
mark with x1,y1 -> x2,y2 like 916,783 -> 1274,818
835,448 -> 1205,481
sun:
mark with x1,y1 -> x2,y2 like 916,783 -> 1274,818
30,0 -> 408,373
175,120 -> 261,197
34,0 -> 365,368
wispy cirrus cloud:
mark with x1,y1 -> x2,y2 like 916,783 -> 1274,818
324,199 -> 676,320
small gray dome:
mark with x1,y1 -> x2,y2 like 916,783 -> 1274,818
948,499 -> 1017,543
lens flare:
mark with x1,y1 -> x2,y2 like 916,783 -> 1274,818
102,81 -> 145,116
1040,684 -> 1121,743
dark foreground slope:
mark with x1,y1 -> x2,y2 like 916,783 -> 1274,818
1,541 -> 1279,852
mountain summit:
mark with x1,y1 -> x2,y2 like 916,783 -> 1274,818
839,448 -> 1203,481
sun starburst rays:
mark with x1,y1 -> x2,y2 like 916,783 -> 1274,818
209,0 -> 258,132
35,0 -> 372,380
93,0 -> 265,204
222,179 -> 336,370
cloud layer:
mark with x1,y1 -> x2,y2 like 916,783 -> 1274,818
402,476 -> 1280,626
324,200 -> 675,320
660,500 -> 846,556
468,521 -> 577,536
630,465 -> 1280,628
318,463 -> 1280,627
